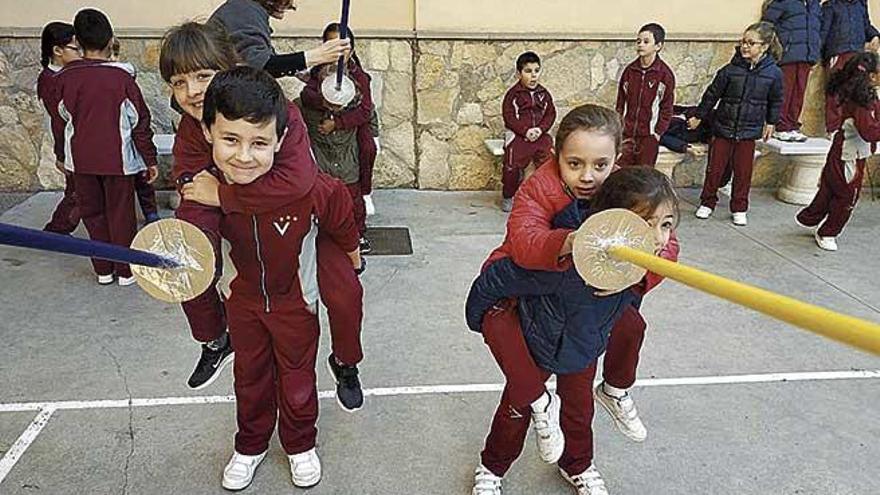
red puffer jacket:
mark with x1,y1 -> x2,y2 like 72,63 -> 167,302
484,157 -> 679,293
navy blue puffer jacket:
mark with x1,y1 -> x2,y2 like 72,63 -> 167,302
762,0 -> 823,65
465,200 -> 640,374
821,0 -> 880,60
696,50 -> 784,141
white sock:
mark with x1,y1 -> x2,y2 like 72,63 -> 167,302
530,391 -> 550,413
602,382 -> 628,399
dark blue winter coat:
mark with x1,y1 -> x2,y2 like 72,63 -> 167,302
696,50 -> 784,141
465,200 -> 640,374
821,0 -> 880,60
762,0 -> 823,65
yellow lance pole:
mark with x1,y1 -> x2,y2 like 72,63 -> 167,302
608,245 -> 880,355
572,209 -> 880,356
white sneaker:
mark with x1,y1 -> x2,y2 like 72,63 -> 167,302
559,465 -> 609,495
97,274 -> 114,285
815,233 -> 838,251
791,130 -> 809,142
694,206 -> 713,219
222,451 -> 266,491
117,275 -> 137,286
532,391 -> 565,463
718,183 -> 732,197
472,464 -> 503,495
363,194 -> 376,216
289,448 -> 322,488
772,130 -> 796,142
732,212 -> 748,226
594,383 -> 647,442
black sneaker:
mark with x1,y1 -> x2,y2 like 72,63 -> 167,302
359,237 -> 372,255
326,354 -> 363,412
187,338 -> 234,390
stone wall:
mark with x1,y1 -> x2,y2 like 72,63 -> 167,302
1,35 -> 877,192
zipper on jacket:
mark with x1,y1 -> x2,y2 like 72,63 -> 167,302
530,91 -> 538,128
635,70 -> 646,135
252,215 -> 271,313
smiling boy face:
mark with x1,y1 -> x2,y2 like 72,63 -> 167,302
203,113 -> 284,185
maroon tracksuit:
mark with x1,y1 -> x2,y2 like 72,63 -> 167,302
38,66 -> 79,234
476,160 -> 679,476
218,171 -> 360,456
501,82 -> 556,199
302,61 -> 378,203
824,52 -> 857,133
778,62 -> 813,132
54,58 -> 157,278
798,101 -> 880,237
172,109 -> 364,365
616,57 -> 676,167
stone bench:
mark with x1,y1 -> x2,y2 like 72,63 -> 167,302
757,137 -> 830,205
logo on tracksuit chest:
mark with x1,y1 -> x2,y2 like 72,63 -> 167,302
273,215 -> 297,237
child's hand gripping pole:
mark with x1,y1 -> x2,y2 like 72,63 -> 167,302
321,0 -> 356,107
571,209 -> 880,355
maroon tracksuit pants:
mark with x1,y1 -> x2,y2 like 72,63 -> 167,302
796,157 -> 867,237
778,62 -> 812,133
502,135 -> 553,199
175,201 -> 364,365
479,301 -> 647,476
825,52 -> 857,133
619,135 -> 660,168
45,171 -> 156,234
700,137 -> 757,213
357,125 -> 378,196
227,298 -> 319,456
44,172 -> 80,234
73,173 -> 136,278
345,182 -> 368,237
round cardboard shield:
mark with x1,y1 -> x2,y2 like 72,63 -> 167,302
321,73 -> 356,107
572,209 -> 654,292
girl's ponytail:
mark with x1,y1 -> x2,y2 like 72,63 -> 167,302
828,51 -> 880,107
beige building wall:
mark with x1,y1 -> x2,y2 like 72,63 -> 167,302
3,1 -> 879,36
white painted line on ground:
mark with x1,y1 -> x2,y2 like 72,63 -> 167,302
0,370 -> 877,414
0,408 -> 55,484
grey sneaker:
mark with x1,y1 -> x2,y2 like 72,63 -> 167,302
472,464 -> 503,495
500,198 -> 513,212
559,465 -> 610,495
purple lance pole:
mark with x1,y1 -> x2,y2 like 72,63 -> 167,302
0,222 -> 182,269
335,0 -> 352,90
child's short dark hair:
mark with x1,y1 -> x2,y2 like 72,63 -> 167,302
591,167 -> 680,225
203,66 -> 289,139
40,22 -> 75,68
160,22 -> 239,82
516,51 -> 541,72
639,23 -> 666,45
73,8 -> 113,52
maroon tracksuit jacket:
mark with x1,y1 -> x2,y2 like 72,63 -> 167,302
38,66 -> 79,234
501,82 -> 556,198
616,57 -> 676,167
53,58 -> 157,278
217,170 -> 359,456
173,106 -> 364,366
798,100 -> 880,237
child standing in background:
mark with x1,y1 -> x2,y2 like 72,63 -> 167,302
821,0 -> 879,134
54,8 -> 158,286
500,51 -> 556,212
38,22 -> 81,234
616,23 -> 675,167
299,26 -> 371,253
109,36 -> 161,224
300,23 -> 376,254
796,51 -> 880,251
691,22 -> 784,227
762,0 -> 823,143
